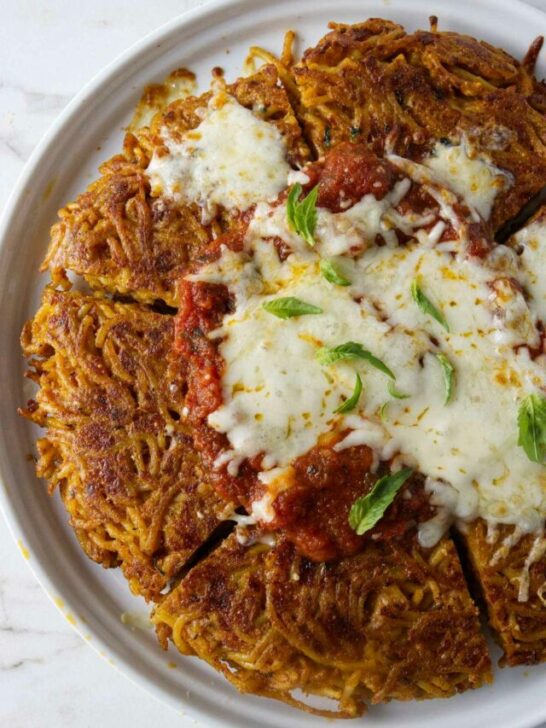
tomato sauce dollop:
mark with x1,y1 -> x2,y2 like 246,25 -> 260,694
312,142 -> 396,212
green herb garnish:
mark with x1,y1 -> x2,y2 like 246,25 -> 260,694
387,381 -> 410,399
286,183 -> 319,247
334,373 -> 363,414
411,279 -> 449,332
262,297 -> 323,320
348,468 -> 414,535
518,393 -> 546,463
316,341 -> 395,379
324,126 -> 331,147
320,258 -> 351,287
350,126 -> 361,139
435,352 -> 455,404
379,402 -> 389,422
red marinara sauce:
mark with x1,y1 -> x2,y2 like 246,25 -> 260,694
175,144 -> 435,562
314,142 -> 396,211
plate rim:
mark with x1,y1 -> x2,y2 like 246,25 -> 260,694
2,0 -> 546,725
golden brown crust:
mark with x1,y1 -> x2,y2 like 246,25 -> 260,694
20,287 -> 227,600
153,532 -> 490,713
267,537 -> 490,702
19,18 -> 546,714
463,520 -> 546,666
43,65 -> 310,307
43,145 -> 210,308
292,20 -> 546,230
511,201 -> 546,232
148,64 -> 310,168
153,534 -> 368,718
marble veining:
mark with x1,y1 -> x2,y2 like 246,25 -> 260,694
0,4 -> 207,727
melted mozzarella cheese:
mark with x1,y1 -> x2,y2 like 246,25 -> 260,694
423,138 -> 512,220
193,188 -> 546,550
513,218 -> 546,322
349,244 -> 546,539
146,93 -> 290,219
177,104 -> 546,586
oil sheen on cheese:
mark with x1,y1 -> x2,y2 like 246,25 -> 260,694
512,216 -> 546,322
146,92 -> 291,220
171,108 -> 546,568
423,138 -> 512,220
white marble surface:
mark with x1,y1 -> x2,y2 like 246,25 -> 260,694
0,4 -> 209,727
1,1 -> 546,727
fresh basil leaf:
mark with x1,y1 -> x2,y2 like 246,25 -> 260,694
262,297 -> 323,320
411,279 -> 449,331
435,352 -> 455,405
320,259 -> 351,287
518,393 -> 546,464
286,183 -> 319,247
324,126 -> 331,148
334,373 -> 363,414
387,381 -> 410,399
286,183 -> 301,233
316,341 -> 395,379
348,468 -> 414,536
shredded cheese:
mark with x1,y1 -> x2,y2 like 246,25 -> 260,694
147,92 -> 290,221
193,173 -> 546,552
163,98 -> 546,587
512,218 -> 546,322
423,138 -> 512,220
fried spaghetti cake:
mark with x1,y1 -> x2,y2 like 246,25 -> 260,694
20,16 -> 546,718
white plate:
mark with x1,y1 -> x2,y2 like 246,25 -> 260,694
1,0 -> 546,726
